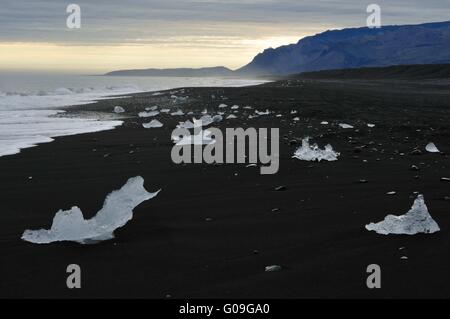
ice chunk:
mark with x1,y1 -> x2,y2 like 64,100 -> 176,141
114,106 -> 125,113
177,120 -> 195,129
321,121 -> 329,125
339,123 -> 354,129
212,115 -> 223,123
145,105 -> 158,111
425,142 -> 440,153
255,109 -> 270,116
367,123 -> 376,128
231,105 -> 239,110
365,195 -> 440,235
142,119 -> 163,128
218,103 -> 228,108
138,111 -> 159,118
172,129 -> 215,145
292,137 -> 340,162
293,117 -> 300,121
171,110 -> 184,116
160,108 -> 170,113
226,114 -> 237,119
21,176 -> 160,244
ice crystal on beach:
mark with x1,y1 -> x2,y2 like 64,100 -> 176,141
425,142 -> 440,153
22,177 -> 160,244
365,195 -> 440,235
171,110 -> 184,116
172,129 -> 216,145
255,109 -> 270,116
138,111 -> 159,118
114,106 -> 125,113
145,106 -> 158,111
292,138 -> 340,162
142,119 -> 163,128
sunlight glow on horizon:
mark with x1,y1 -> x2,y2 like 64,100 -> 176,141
0,35 -> 303,73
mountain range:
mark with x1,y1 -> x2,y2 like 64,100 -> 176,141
106,21 -> 450,77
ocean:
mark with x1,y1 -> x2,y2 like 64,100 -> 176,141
0,72 -> 267,157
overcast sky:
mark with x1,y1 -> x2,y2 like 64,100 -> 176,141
1,0 -> 449,72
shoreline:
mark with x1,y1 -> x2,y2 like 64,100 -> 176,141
1,78 -> 449,298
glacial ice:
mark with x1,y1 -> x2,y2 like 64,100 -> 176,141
365,195 -> 440,235
172,129 -> 216,145
142,119 -> 163,128
138,111 -> 159,118
425,142 -> 440,153
114,106 -> 125,113
21,176 -> 160,244
255,109 -> 270,116
171,110 -> 185,116
292,138 -> 340,162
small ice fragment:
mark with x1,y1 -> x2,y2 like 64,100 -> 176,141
218,103 -> 228,108
293,117 -> 300,121
114,106 -> 125,113
291,110 -> 298,114
265,265 -> 282,272
160,108 -> 170,113
145,106 -> 158,111
172,129 -> 216,145
243,106 -> 253,109
231,105 -> 239,110
255,109 -> 270,116
199,115 -> 214,126
138,111 -> 159,118
292,138 -> 339,162
21,177 -> 160,244
212,115 -> 223,123
339,123 -> 354,129
226,114 -> 237,119
171,110 -> 184,116
321,121 -> 329,125
425,142 -> 440,153
142,119 -> 163,128
276,114 -> 282,117
365,194 -> 440,235
177,120 -> 195,129
367,123 -> 375,128
387,191 -> 396,195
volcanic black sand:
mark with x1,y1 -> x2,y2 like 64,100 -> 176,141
1,78 -> 449,298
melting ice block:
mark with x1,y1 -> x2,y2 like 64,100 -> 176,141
425,142 -> 440,153
172,129 -> 215,145
292,138 -> 340,162
22,176 -> 160,244
365,195 -> 440,235
142,119 -> 163,128
114,106 -> 125,113
138,111 -> 159,118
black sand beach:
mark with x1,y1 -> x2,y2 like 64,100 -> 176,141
1,78 -> 449,298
